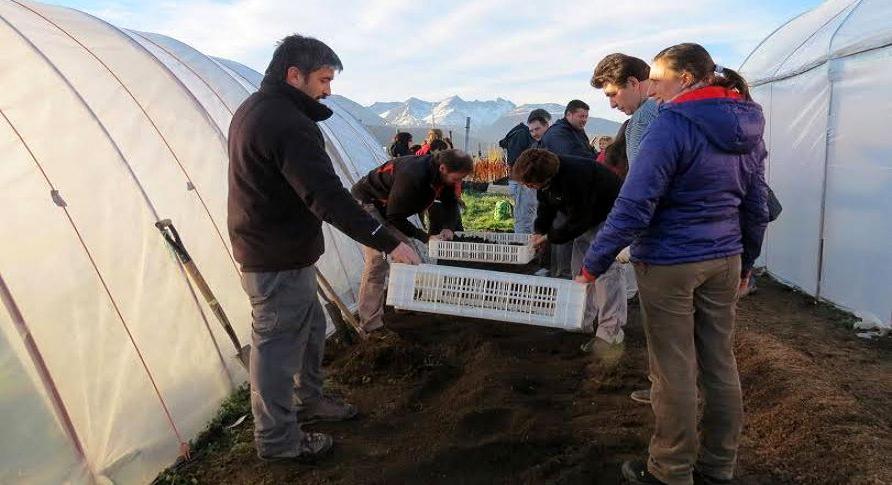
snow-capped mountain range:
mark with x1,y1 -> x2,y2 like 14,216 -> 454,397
331,95 -> 621,148
369,96 -> 517,128
367,96 -> 565,129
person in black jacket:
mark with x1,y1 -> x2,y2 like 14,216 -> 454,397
540,99 -> 596,159
539,100 -> 593,278
424,140 -> 464,235
388,132 -> 414,157
512,149 -> 628,359
352,150 -> 473,332
499,109 -> 552,234
227,34 -> 420,462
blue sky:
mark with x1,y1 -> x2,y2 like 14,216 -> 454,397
46,0 -> 822,121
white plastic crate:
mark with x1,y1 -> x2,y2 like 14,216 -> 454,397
387,263 -> 588,331
428,231 -> 535,265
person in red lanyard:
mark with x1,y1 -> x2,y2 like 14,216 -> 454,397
351,149 -> 473,333
415,128 -> 445,155
593,135 -> 614,163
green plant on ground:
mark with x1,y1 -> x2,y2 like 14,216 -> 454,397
462,191 -> 514,232
153,384 -> 250,484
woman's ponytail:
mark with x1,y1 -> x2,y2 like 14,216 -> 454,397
654,43 -> 752,100
714,66 -> 751,101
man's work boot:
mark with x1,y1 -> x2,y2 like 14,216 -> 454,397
621,460 -> 667,484
630,389 -> 651,404
258,432 -> 333,462
693,468 -> 732,485
581,337 -> 624,367
298,395 -> 358,424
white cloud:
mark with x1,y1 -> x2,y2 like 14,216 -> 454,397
55,0 -> 819,121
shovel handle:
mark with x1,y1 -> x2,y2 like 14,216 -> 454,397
155,219 -> 191,264
156,219 -> 244,352
315,269 -> 367,340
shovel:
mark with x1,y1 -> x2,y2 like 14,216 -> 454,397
155,220 -> 251,370
315,268 -> 368,342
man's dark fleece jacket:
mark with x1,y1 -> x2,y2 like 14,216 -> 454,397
352,155 -> 460,243
535,154 -> 623,244
227,78 -> 400,272
498,123 -> 534,166
540,118 -> 595,159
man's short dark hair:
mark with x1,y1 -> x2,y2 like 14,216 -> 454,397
591,53 -> 650,89
512,149 -> 560,184
434,149 -> 474,173
265,34 -> 343,81
565,99 -> 589,116
527,108 -> 552,124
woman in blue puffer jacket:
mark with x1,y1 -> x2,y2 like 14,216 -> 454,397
578,43 -> 770,485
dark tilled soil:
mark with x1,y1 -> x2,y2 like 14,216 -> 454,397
158,276 -> 892,484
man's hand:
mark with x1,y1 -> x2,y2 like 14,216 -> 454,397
738,270 -> 752,297
437,229 -> 454,241
575,268 -> 597,284
615,246 -> 631,264
530,233 -> 548,249
389,242 -> 421,265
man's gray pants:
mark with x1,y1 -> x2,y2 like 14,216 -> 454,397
509,180 -> 538,234
571,225 -> 627,343
240,267 -> 325,457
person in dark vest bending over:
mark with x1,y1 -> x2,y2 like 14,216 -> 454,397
512,148 -> 627,358
351,149 -> 474,333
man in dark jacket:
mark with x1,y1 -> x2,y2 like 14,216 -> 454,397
499,109 -> 552,233
499,123 -> 533,166
540,100 -> 596,159
539,100 -> 593,278
352,150 -> 473,332
228,35 -> 420,462
512,148 -> 626,350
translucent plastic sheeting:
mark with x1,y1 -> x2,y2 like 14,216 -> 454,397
0,300 -> 89,484
820,48 -> 892,321
211,58 -> 257,92
123,29 -> 234,135
831,0 -> 892,59
2,3 -> 235,482
134,31 -> 248,114
773,4 -> 853,80
213,56 -> 263,87
741,0 -> 892,86
762,66 -> 830,295
12,1 -> 252,365
1,1 -> 403,481
739,0 -> 854,84
749,84 -> 772,268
